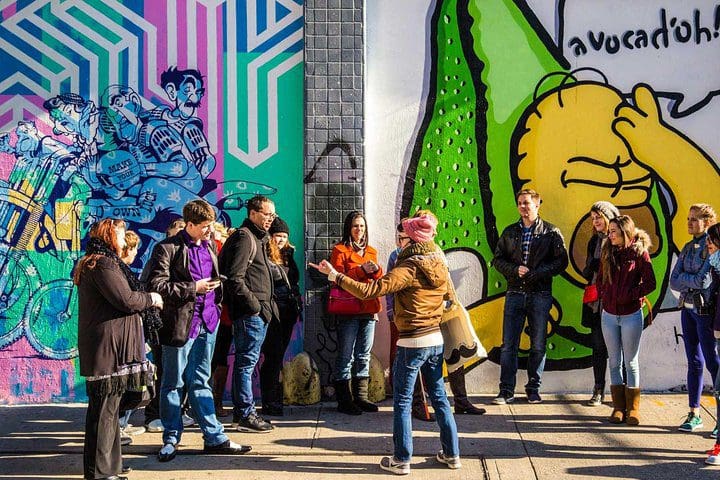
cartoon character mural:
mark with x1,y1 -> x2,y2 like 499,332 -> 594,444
0,0 -> 304,404
393,0 -> 720,377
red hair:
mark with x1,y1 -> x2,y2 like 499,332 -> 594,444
73,218 -> 125,285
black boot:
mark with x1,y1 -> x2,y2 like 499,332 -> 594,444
352,377 -> 379,412
449,367 -> 486,415
335,380 -> 362,415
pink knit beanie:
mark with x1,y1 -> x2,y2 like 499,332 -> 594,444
402,215 -> 438,243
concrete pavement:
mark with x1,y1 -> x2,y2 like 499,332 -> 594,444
0,393 -> 719,479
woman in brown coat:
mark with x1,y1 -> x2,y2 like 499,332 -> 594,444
75,218 -> 163,480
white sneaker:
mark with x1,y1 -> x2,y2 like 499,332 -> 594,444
379,456 -> 410,475
182,413 -> 196,427
706,445 -> 720,465
121,424 -> 146,436
145,419 -> 164,433
436,450 -> 462,469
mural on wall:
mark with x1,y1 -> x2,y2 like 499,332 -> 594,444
399,0 -> 720,373
0,0 -> 304,404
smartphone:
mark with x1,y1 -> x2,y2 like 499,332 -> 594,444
211,275 -> 228,282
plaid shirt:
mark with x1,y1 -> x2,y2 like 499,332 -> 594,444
520,221 -> 536,265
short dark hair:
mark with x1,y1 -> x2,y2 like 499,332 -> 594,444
160,67 -> 203,90
183,199 -> 215,224
341,211 -> 368,245
246,195 -> 273,215
516,189 -> 541,204
708,223 -> 720,249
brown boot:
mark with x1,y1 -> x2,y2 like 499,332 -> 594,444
609,385 -> 626,424
211,365 -> 229,417
625,387 -> 640,425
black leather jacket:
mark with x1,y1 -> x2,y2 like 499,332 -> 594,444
492,218 -> 568,293
144,233 -> 222,347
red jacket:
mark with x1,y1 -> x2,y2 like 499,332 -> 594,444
330,242 -> 383,315
597,230 -> 656,316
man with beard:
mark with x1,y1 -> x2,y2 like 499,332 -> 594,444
219,195 -> 279,433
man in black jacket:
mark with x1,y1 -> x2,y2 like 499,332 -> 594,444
146,199 -> 251,461
219,195 -> 279,432
491,189 -> 568,405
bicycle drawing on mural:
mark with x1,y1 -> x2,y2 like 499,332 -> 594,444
0,68 -> 276,360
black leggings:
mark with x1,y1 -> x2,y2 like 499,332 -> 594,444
259,303 -> 297,406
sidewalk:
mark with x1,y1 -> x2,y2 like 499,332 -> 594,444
0,393 -> 718,479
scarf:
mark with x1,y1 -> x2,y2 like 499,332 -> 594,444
86,237 -> 163,345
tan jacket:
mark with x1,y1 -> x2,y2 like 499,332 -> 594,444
335,241 -> 449,338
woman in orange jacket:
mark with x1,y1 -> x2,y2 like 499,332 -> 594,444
330,211 -> 383,415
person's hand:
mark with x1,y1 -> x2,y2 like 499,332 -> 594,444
196,278 -> 221,294
150,292 -> 164,309
518,266 -> 529,278
308,259 -> 338,278
361,261 -> 379,275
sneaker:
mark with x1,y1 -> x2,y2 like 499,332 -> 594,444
492,391 -> 515,405
585,388 -> 604,406
678,412 -> 703,432
379,456 -> 410,475
182,413 -> 196,427
526,391 -> 543,404
145,419 -> 164,433
712,426 -> 718,439
706,444 -> 720,465
236,413 -> 274,433
204,439 -> 252,455
121,424 -> 146,436
120,435 -> 132,446
158,443 -> 177,462
436,450 -> 462,469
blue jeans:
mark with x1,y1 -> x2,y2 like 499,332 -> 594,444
713,339 -> 720,431
335,316 -> 375,381
232,314 -> 269,418
681,308 -> 719,408
601,309 -> 643,388
160,324 -> 227,447
392,345 -> 459,463
499,291 -> 552,393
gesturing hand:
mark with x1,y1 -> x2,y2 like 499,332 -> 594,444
308,259 -> 337,277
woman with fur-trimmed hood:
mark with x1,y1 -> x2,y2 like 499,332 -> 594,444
597,215 -> 656,426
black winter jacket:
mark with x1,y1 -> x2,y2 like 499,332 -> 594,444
219,218 -> 279,323
144,233 -> 223,347
492,218 -> 568,293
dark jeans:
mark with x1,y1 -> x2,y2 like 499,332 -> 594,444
84,381 -> 124,479
499,291 -> 552,393
681,307 -> 719,408
211,323 -> 234,370
589,310 -> 608,389
260,303 -> 297,406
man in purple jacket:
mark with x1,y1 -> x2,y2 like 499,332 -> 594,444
146,199 -> 251,461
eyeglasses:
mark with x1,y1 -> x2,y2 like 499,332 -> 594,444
255,210 -> 277,220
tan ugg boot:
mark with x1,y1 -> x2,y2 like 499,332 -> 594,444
609,385 -> 626,424
625,387 -> 641,425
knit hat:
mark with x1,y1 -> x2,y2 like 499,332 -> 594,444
402,215 -> 438,243
590,201 -> 620,221
269,217 -> 289,235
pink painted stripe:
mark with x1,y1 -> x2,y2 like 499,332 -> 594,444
176,0 -> 188,70
213,2 -> 225,183
144,1 -> 170,92
1,1 -> 17,20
